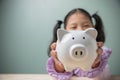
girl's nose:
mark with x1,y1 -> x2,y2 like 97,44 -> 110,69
77,26 -> 83,30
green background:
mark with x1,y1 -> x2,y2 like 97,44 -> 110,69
0,0 -> 120,75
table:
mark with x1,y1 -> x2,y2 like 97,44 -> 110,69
0,74 -> 120,80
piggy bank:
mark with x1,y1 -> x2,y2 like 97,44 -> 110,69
56,28 -> 98,72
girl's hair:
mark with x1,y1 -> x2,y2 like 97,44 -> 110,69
48,8 -> 105,57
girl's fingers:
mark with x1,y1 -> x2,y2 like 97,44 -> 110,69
50,50 -> 63,66
51,42 -> 56,50
50,50 -> 57,59
92,55 -> 101,68
50,50 -> 65,72
92,42 -> 104,68
96,41 -> 103,55
51,42 -> 104,69
50,42 -> 63,66
55,59 -> 64,67
97,42 -> 104,48
95,55 -> 101,64
92,61 -> 100,68
92,47 -> 102,68
97,48 -> 103,55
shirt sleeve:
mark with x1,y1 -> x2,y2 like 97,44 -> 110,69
46,57 -> 73,80
46,47 -> 112,79
74,46 -> 112,78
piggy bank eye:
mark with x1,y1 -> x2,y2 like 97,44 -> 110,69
83,37 -> 85,39
72,37 -> 75,40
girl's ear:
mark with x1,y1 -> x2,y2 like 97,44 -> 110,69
57,29 -> 69,42
85,28 -> 98,39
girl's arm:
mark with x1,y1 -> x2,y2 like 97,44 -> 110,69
50,42 -> 104,72
50,42 -> 65,73
92,42 -> 104,68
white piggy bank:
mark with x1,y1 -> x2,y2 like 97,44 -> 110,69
56,28 -> 98,72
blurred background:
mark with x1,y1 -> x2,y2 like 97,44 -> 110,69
0,0 -> 120,75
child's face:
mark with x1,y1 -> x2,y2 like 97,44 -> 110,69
66,12 -> 94,31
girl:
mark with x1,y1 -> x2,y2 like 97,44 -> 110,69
47,8 -> 112,80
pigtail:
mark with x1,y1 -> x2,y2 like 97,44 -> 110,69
48,20 -> 63,57
52,20 -> 63,42
92,13 -> 105,43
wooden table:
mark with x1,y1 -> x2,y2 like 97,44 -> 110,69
0,74 -> 120,80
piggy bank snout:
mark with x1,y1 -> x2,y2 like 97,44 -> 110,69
70,44 -> 87,61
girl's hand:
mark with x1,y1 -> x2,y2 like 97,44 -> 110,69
51,42 -> 103,71
50,42 -> 65,73
92,42 -> 104,68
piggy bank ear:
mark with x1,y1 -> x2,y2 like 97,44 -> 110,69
57,29 -> 69,42
85,28 -> 98,39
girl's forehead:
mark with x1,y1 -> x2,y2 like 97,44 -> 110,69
67,13 -> 91,23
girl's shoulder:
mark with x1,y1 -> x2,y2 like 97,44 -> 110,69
102,46 -> 112,52
102,46 -> 112,57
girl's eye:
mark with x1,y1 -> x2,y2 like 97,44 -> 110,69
71,26 -> 77,30
83,25 -> 89,27
83,37 -> 85,39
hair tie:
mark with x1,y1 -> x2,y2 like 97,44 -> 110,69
91,11 -> 99,26
92,17 -> 95,26
57,20 -> 63,24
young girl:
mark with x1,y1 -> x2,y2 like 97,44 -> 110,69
47,8 -> 112,80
